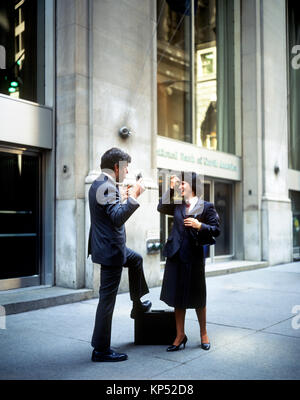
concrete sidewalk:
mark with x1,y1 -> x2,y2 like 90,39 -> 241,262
0,259 -> 268,316
0,262 -> 300,380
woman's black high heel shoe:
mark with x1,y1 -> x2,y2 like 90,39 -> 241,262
201,342 -> 210,351
166,335 -> 188,352
200,334 -> 210,351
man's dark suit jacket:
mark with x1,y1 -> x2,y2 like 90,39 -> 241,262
157,188 -> 221,262
88,173 -> 139,266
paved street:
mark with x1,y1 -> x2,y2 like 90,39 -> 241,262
0,262 -> 300,380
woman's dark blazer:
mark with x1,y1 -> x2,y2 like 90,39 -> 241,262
157,188 -> 221,263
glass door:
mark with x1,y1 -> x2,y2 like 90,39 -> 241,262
203,179 -> 212,259
289,190 -> 300,260
158,169 -> 213,261
0,147 -> 41,289
214,180 -> 233,258
158,170 -> 234,263
203,179 -> 234,261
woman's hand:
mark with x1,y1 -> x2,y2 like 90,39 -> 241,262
170,175 -> 180,189
184,217 -> 202,230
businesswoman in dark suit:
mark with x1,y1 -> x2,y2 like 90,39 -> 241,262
157,172 -> 221,351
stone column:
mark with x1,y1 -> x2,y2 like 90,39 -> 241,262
241,0 -> 264,261
241,0 -> 292,264
260,0 -> 292,264
85,0 -> 161,293
56,0 -> 90,288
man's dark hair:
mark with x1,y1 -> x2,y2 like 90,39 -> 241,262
100,147 -> 131,171
181,171 -> 202,196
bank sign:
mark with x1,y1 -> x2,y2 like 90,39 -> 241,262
157,136 -> 241,181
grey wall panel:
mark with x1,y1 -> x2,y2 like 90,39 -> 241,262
0,95 -> 53,149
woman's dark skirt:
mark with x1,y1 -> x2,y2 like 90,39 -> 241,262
160,252 -> 206,309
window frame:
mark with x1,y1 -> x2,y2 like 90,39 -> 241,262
157,0 -> 239,155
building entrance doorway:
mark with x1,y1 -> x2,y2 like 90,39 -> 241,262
289,190 -> 300,260
0,147 -> 41,290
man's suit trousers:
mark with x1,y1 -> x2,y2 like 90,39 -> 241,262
91,247 -> 149,351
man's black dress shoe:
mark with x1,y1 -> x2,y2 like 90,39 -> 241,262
166,335 -> 188,352
130,300 -> 152,319
91,348 -> 128,362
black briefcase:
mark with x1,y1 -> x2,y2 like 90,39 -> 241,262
134,309 -> 176,345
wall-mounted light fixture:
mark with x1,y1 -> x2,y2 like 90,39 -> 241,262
119,126 -> 131,139
274,164 -> 280,175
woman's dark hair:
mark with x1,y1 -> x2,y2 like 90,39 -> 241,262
181,171 -> 202,196
100,147 -> 131,171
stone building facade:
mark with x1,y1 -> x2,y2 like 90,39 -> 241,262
0,0 -> 298,294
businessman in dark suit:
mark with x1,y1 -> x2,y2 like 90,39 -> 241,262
88,148 -> 151,362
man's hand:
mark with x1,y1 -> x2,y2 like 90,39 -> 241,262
129,178 -> 145,199
184,217 -> 202,230
119,185 -> 129,202
170,175 -> 180,189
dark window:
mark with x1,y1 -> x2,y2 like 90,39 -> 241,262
0,0 -> 45,104
157,0 -> 235,154
157,0 -> 192,143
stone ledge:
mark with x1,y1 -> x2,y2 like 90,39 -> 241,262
0,261 -> 269,316
205,260 -> 269,277
0,286 -> 95,316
